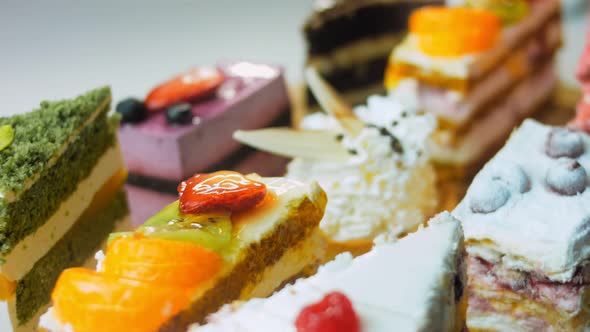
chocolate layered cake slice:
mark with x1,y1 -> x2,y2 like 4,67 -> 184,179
0,87 -> 131,331
117,61 -> 291,225
40,171 -> 327,332
386,0 -> 562,180
303,0 -> 441,109
454,120 -> 590,331
190,212 -> 467,332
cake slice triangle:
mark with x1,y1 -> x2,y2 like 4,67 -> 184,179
191,212 -> 467,332
0,87 -> 131,331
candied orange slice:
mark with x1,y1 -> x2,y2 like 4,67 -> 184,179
409,7 -> 500,57
103,235 -> 222,289
52,268 -> 190,332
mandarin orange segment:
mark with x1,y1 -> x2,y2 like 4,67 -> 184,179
52,268 -> 190,332
103,235 -> 222,289
409,7 -> 501,57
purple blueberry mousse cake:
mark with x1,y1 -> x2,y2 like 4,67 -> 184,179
116,61 -> 291,224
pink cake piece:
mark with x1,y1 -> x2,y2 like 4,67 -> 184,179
573,17 -> 590,133
118,61 -> 290,182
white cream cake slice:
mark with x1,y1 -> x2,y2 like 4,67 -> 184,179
190,212 -> 466,332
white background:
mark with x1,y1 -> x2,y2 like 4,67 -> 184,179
0,0 -> 587,116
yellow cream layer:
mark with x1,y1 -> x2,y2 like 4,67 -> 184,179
239,229 -> 324,299
0,145 -> 125,282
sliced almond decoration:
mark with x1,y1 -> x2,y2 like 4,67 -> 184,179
305,67 -> 364,137
234,128 -> 350,161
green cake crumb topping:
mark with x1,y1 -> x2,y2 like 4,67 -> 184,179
0,86 -> 111,195
0,111 -> 116,255
15,190 -> 128,324
0,111 -> 117,255
0,125 -> 14,152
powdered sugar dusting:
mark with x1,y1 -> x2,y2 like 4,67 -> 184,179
290,94 -> 437,242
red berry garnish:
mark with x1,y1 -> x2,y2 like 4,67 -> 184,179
295,292 -> 360,332
177,171 -> 267,214
145,67 -> 224,111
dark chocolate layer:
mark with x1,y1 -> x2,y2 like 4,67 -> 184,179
15,190 -> 128,324
0,111 -> 117,255
304,0 -> 440,55
307,56 -> 388,106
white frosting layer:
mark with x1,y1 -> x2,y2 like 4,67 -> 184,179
288,95 -> 437,243
0,144 -> 125,281
392,34 -> 475,79
190,213 -> 464,332
454,120 -> 590,282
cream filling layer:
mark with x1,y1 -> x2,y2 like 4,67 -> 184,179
308,32 -> 405,74
241,229 -> 324,299
392,34 -> 475,79
429,63 -> 555,165
0,144 -> 125,281
0,98 -> 110,203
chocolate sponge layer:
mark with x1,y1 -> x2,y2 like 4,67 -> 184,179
304,0 -> 440,55
15,189 -> 128,324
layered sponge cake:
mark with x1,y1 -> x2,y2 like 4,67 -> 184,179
40,171 -> 327,332
0,87 -> 131,331
454,120 -> 590,330
190,212 -> 466,332
386,1 -> 561,177
303,0 -> 442,108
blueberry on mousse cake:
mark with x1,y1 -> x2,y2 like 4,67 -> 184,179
190,212 -> 467,332
117,61 -> 291,225
302,0 -> 442,110
0,87 -> 131,331
236,69 -> 438,258
385,1 -> 561,184
454,120 -> 590,331
40,171 -> 327,332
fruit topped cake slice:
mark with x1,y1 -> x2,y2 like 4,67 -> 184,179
40,171 -> 327,332
117,61 -> 292,225
386,0 -> 561,177
454,120 -> 590,330
0,87 -> 131,331
190,212 -> 467,332
302,0 -> 442,109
